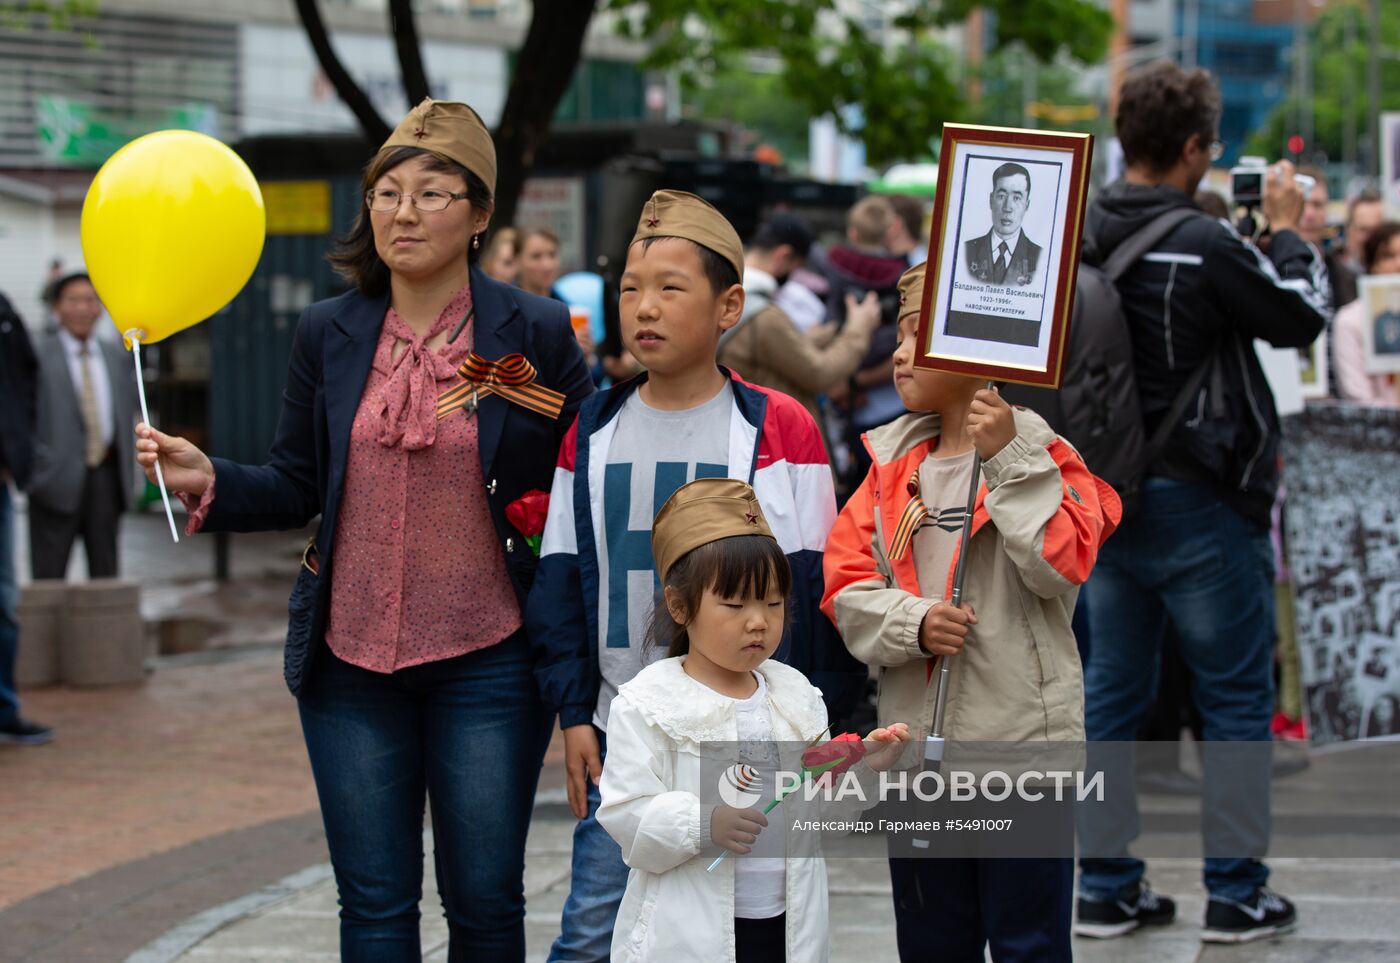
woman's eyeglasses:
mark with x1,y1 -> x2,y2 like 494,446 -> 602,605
366,189 -> 470,213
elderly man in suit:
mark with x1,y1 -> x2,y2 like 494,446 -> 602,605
964,162 -> 1043,286
28,272 -> 137,580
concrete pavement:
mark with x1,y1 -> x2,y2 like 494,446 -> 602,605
148,821 -> 1400,963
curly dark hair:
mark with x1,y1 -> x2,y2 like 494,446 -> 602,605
1363,221 -> 1400,273
328,146 -> 493,298
1115,61 -> 1221,174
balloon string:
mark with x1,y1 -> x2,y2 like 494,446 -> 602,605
127,331 -> 180,544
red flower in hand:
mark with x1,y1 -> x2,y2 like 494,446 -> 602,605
801,732 -> 868,787
505,489 -> 550,555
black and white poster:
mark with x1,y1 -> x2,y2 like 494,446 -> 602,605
1282,405 -> 1400,744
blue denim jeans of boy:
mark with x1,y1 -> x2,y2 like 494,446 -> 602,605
0,485 -> 20,726
548,728 -> 630,962
1077,478 -> 1273,903
298,632 -> 549,963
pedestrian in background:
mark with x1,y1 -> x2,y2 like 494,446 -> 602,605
516,227 -> 564,301
1334,190 -> 1384,307
884,194 -> 928,267
0,291 -> 53,746
135,98 -> 594,962
1333,220 -> 1400,405
818,196 -> 909,499
719,213 -> 880,432
28,272 -> 137,581
1075,61 -> 1325,944
482,226 -> 520,285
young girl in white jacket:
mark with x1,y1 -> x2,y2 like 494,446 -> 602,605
597,478 -> 910,962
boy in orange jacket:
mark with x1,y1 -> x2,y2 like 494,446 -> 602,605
821,264 -> 1120,961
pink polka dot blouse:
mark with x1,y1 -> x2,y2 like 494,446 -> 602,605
324,284 -> 522,671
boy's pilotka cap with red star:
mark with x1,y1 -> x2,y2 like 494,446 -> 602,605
380,97 -> 497,195
652,478 -> 776,582
630,190 -> 745,281
897,262 -> 928,324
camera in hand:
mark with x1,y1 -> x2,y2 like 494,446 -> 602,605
1229,156 -> 1315,209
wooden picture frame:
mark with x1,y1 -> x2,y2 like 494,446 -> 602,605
913,124 -> 1094,388
1360,274 -> 1400,376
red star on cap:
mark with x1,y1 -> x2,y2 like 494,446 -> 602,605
745,511 -> 759,525
646,215 -> 660,227
413,127 -> 427,140
899,293 -> 907,305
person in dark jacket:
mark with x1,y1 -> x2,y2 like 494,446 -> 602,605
1074,61 -> 1324,946
0,293 -> 52,745
819,196 -> 910,497
135,99 -> 594,961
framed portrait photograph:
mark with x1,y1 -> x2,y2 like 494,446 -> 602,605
1382,112 -> 1400,221
913,124 -> 1093,387
1360,274 -> 1400,376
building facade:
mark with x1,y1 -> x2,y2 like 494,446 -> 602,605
0,0 -> 648,328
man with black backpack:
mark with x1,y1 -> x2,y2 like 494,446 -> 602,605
1069,61 -> 1326,945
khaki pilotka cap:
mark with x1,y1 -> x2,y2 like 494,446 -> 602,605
380,98 -> 497,195
651,478 -> 776,583
630,190 -> 745,281
897,262 -> 928,324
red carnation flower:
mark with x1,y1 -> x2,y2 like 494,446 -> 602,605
505,489 -> 550,555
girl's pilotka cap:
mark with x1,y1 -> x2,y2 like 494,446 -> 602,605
651,478 -> 776,581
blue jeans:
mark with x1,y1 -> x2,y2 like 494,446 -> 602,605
1077,479 -> 1273,903
0,484 -> 20,726
298,632 -> 550,962
549,728 -> 629,962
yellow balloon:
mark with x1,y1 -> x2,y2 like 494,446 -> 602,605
81,129 -> 266,345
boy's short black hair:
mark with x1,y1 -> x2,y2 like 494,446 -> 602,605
639,236 -> 740,295
749,214 -> 814,260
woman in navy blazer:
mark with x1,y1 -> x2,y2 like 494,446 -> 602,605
137,101 -> 593,961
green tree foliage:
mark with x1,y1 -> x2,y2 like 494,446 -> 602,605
607,0 -> 1112,167
682,64 -> 812,166
964,48 -> 1104,137
0,1 -> 98,32
1245,0 -> 1400,167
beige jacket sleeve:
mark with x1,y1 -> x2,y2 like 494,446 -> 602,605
747,307 -> 872,396
981,422 -> 1112,600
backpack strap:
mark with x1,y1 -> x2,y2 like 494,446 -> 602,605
1100,207 -> 1201,282
1099,205 -> 1210,469
719,289 -> 771,350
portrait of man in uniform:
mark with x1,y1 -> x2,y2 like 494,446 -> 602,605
963,162 -> 1043,287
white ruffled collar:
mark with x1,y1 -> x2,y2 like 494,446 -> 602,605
616,657 -> 827,747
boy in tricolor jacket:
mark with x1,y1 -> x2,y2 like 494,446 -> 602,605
528,190 -> 865,961
821,263 -> 1120,962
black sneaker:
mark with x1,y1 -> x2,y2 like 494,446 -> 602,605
1074,882 -> 1177,939
1201,887 -> 1296,943
0,718 -> 54,746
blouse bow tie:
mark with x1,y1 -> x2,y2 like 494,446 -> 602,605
436,352 -> 565,421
